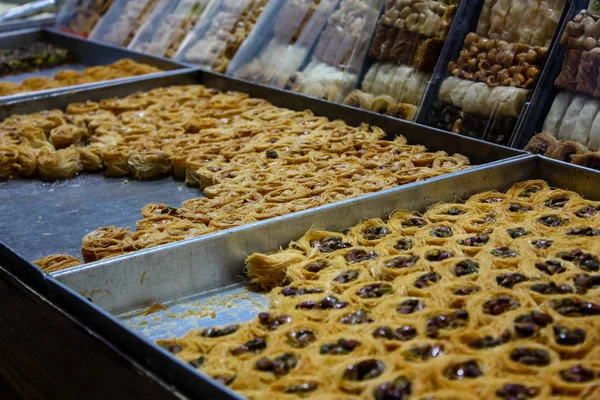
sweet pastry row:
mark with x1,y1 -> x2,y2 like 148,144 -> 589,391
370,28 -> 445,70
542,92 -> 600,151
0,59 -> 162,98
477,0 -> 566,48
449,33 -> 546,90
439,76 -> 528,119
130,0 -> 209,58
378,0 -> 458,40
341,63 -> 426,121
156,180 -> 600,399
0,84 -> 470,266
525,133 -> 600,171
0,42 -> 72,77
182,0 -> 268,73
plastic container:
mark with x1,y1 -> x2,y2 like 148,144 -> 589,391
425,0 -> 571,146
340,0 -> 460,121
56,0 -> 114,37
517,0 -> 600,170
174,0 -> 270,73
89,0 -> 164,47
226,0 -> 340,86
278,0 -> 385,103
128,0 -> 212,58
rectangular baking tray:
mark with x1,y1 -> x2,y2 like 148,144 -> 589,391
0,27 -> 192,104
0,68 -> 525,272
24,155 -> 597,400
0,15 -> 55,33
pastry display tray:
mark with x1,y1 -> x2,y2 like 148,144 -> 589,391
0,27 -> 193,103
0,69 -> 525,275
0,15 -> 55,34
10,155 -> 591,400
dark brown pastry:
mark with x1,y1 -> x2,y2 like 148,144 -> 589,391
572,152 -> 600,170
546,141 -> 589,162
487,117 -> 517,145
576,51 -> 600,97
555,50 -> 582,91
369,24 -> 390,59
390,29 -> 420,65
386,103 -> 416,121
432,104 -> 461,132
524,133 -> 560,155
460,112 -> 488,139
412,38 -> 445,70
380,26 -> 400,62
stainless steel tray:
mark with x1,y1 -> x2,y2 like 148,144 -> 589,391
0,68 -> 525,265
34,155 -> 600,400
0,15 -> 54,33
0,28 -> 193,104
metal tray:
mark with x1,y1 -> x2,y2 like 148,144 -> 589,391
0,27 -> 192,104
0,15 -> 55,33
20,155 -> 595,400
0,68 -> 525,268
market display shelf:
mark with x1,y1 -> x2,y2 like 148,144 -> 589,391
0,27 -> 193,104
4,155 -> 594,400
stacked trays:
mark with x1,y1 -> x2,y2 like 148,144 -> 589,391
1,22 -> 599,399
43,155 -> 600,400
0,28 -> 190,103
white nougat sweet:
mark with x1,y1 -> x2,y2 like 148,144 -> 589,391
571,99 -> 600,147
542,91 -> 574,137
587,109 -> 600,150
558,94 -> 588,141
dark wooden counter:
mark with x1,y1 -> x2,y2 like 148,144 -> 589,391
0,268 -> 185,400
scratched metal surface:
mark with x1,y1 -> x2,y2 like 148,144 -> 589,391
122,283 -> 268,341
0,174 -> 201,262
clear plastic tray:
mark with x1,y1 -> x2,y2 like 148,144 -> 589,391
226,0 -> 339,85
89,0 -> 164,47
174,0 -> 270,73
341,0 -> 459,122
279,0 -> 385,104
56,0 -> 114,37
429,0 -> 568,145
128,0 -> 212,58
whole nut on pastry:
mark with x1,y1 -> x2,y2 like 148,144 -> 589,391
490,64 -> 502,74
468,58 -> 478,69
523,78 -> 535,89
487,76 -> 499,86
514,73 -> 526,86
589,21 -> 600,39
488,47 -> 500,59
584,37 -> 597,51
591,47 -> 600,54
465,32 -> 479,46
399,6 -> 412,18
525,49 -> 539,64
526,66 -> 540,79
575,36 -> 586,49
582,16 -> 595,29
566,21 -> 585,37
476,52 -> 488,61
514,53 -> 527,64
477,37 -> 491,51
497,52 -> 514,68
469,45 -> 479,57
